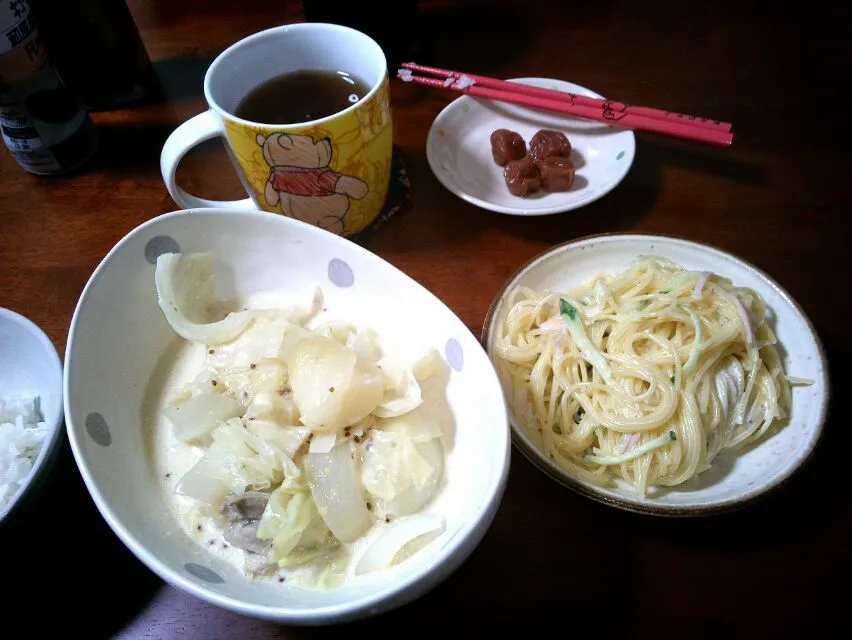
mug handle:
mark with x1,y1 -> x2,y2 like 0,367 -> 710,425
160,110 -> 256,210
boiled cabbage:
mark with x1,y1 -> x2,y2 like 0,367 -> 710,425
163,392 -> 242,442
412,348 -> 445,381
206,313 -> 309,371
244,389 -> 300,427
175,419 -> 300,504
373,362 -> 423,418
361,408 -> 444,517
345,327 -> 383,363
256,485 -> 338,566
244,420 -> 309,458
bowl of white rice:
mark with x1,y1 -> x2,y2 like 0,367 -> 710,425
0,307 -> 64,526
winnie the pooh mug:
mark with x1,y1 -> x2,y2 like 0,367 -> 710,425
160,23 -> 392,237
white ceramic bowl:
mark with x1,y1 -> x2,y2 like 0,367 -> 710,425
426,78 -> 636,215
64,208 -> 510,624
0,307 -> 64,525
482,233 -> 829,516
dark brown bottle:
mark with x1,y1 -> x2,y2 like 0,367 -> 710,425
0,0 -> 97,175
28,0 -> 159,111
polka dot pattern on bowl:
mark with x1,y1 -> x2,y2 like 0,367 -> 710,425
445,338 -> 464,372
144,235 -> 181,265
185,562 -> 225,584
85,412 -> 111,447
328,258 -> 354,288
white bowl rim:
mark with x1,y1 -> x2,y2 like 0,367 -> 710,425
0,306 -> 65,524
63,207 -> 512,623
426,76 -> 637,216
481,231 -> 830,517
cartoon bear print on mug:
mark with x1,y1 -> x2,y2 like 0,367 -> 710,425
257,133 -> 369,234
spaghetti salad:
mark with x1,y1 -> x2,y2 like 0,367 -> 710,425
492,255 -> 798,498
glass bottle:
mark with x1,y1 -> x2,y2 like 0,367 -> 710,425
28,0 -> 160,111
0,0 -> 98,175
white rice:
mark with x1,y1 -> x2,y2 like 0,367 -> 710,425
0,395 -> 51,510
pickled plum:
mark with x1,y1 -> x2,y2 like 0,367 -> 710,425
503,156 -> 541,196
539,156 -> 576,192
528,129 -> 571,164
490,128 -> 577,197
490,128 -> 526,166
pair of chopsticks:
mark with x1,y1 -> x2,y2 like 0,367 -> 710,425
398,63 -> 733,148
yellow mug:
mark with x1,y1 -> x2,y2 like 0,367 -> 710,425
160,23 -> 393,237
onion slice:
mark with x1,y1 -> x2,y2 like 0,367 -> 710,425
355,514 -> 445,576
731,295 -> 754,347
373,369 -> 423,418
303,441 -> 372,542
155,252 -> 253,345
308,431 -> 336,454
538,315 -> 566,333
617,432 -> 640,454
692,271 -> 711,300
288,287 -> 324,325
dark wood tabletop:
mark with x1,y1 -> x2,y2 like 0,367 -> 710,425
1,0 -> 850,637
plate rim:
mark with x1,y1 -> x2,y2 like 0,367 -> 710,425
426,76 -> 637,216
480,231 -> 831,516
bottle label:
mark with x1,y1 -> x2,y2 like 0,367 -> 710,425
0,75 -> 57,171
0,0 -> 87,173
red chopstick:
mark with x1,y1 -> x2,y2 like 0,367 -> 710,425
402,63 -> 732,134
398,64 -> 733,148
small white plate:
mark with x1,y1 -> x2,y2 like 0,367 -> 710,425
426,78 -> 636,215
482,233 -> 829,516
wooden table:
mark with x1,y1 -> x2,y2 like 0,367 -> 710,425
1,0 -> 849,637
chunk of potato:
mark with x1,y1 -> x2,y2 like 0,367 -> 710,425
287,336 -> 385,431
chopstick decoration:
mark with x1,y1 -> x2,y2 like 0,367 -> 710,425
398,63 -> 733,148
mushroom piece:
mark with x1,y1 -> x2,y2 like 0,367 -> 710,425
221,491 -> 273,556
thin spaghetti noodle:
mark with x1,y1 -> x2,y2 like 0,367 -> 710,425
492,255 -> 800,498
